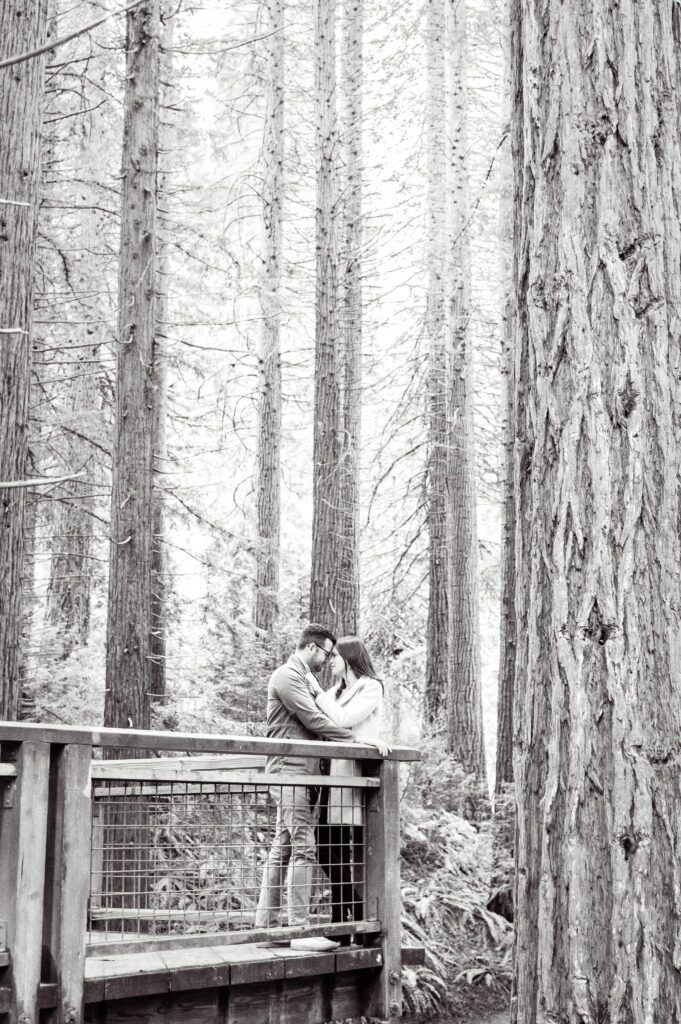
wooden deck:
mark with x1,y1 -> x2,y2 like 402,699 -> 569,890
0,722 -> 421,1024
82,941 -> 423,1023
84,942 -> 385,1022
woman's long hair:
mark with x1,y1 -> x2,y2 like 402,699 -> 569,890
335,636 -> 383,690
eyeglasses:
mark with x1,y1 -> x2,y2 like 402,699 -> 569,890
313,643 -> 333,662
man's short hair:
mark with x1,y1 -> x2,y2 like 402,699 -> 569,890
297,622 -> 337,650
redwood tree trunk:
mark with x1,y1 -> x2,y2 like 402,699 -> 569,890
423,0 -> 449,729
255,0 -> 284,644
337,0 -> 363,638
310,0 -> 343,633
43,2 -> 105,656
495,9 -> 515,797
0,1 -> 48,719
105,1 -> 160,736
445,0 -> 485,784
44,361 -> 98,658
513,0 -> 681,1019
149,4 -> 175,702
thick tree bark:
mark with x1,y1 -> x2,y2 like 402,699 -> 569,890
423,0 -> 449,729
254,0 -> 284,643
489,8 -> 516,924
495,9 -> 515,797
513,1 -> 681,1019
44,361 -> 98,658
310,0 -> 343,633
105,1 -> 160,737
149,4 -> 174,702
0,0 -> 48,719
336,0 -> 363,638
445,0 -> 485,784
43,1 -> 106,658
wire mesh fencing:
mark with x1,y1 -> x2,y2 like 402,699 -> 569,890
88,774 -> 369,944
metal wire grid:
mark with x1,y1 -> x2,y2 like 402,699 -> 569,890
88,778 -> 367,943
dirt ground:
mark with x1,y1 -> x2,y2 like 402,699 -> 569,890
404,980 -> 510,1024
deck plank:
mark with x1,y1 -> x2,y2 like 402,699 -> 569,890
83,939 -> 422,1011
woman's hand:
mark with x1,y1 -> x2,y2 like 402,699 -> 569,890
362,736 -> 391,757
305,671 -> 323,697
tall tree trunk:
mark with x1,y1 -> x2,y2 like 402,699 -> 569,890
149,4 -> 174,702
43,1 -> 106,659
423,0 -> 449,729
254,0 -> 284,646
495,8 -> 515,796
445,0 -> 485,784
44,363 -> 98,658
0,1 -> 49,719
336,0 -> 363,638
105,1 -> 160,738
513,0 -> 681,1019
310,0 -> 343,633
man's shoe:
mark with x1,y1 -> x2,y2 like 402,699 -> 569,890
290,936 -> 340,952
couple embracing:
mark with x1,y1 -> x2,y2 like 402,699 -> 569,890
254,623 -> 389,952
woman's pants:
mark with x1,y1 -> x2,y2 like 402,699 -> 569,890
316,795 -> 364,929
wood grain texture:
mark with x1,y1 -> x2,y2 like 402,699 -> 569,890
364,758 -> 401,1018
0,721 -> 420,761
0,742 -> 50,1023
90,989 -> 222,1024
43,742 -> 93,1024
90,767 -> 379,788
0,0 -> 48,718
82,942 -> 390,1023
86,920 -> 380,958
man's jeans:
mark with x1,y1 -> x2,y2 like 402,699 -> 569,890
255,785 -> 318,928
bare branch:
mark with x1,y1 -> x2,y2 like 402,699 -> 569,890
0,472 -> 86,490
0,0 -> 147,72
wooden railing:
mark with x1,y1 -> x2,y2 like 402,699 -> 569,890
0,722 -> 419,1024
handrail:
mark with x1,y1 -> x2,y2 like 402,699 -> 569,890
0,722 -> 415,1023
0,720 -> 420,761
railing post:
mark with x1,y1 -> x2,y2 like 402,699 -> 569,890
0,740 -> 51,1024
43,742 -> 92,1024
364,758 -> 402,1021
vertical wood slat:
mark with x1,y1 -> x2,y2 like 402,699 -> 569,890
45,743 -> 93,1024
364,759 -> 402,1019
0,740 -> 51,1024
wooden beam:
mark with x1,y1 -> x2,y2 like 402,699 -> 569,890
335,947 -> 383,973
0,721 -> 421,762
0,741 -> 51,1024
94,986 -> 223,1024
364,758 -> 403,1019
82,942 -> 391,1007
90,768 -> 380,788
89,909 -> 257,923
44,743 -> 93,1024
401,945 -> 425,966
92,753 -> 266,774
86,919 -> 381,957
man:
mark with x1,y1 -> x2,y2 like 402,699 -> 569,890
255,623 -> 355,952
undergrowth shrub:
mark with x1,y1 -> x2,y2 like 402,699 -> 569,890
399,748 -> 512,1018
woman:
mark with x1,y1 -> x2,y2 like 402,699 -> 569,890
306,636 -> 388,938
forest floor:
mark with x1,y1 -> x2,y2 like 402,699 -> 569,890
402,980 -> 510,1024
